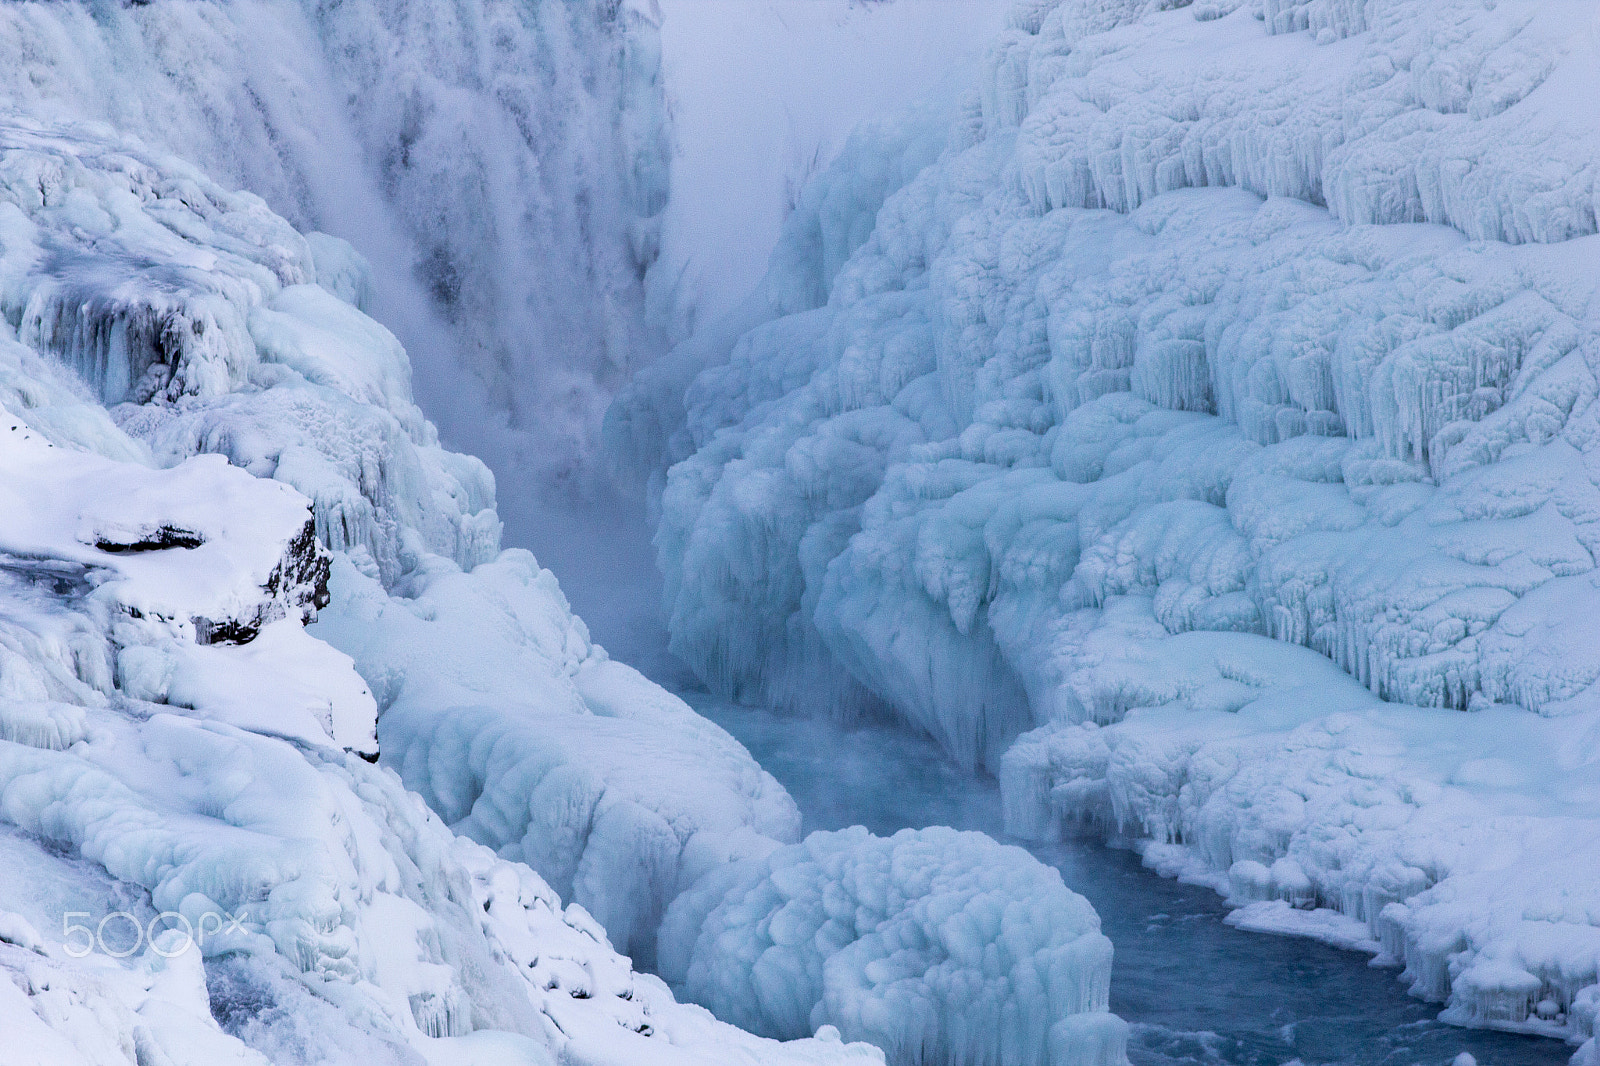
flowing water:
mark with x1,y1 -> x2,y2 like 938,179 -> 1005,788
690,695 -> 1571,1066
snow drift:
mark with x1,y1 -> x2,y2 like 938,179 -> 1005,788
613,0 -> 1600,1054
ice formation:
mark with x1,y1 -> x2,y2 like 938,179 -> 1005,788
612,0 -> 1600,1055
0,0 -> 671,496
312,551 -> 802,968
0,104 -> 1114,1066
660,826 -> 1127,1066
0,119 -> 891,1065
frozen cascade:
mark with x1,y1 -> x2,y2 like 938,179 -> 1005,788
0,121 -> 500,581
610,0 -> 1600,1054
0,0 -> 672,502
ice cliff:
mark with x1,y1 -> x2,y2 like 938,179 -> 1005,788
612,0 -> 1600,1056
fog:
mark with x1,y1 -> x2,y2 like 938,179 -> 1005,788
497,0 -> 1012,662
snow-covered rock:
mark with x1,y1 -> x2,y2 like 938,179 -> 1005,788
660,825 -> 1127,1066
612,0 -> 1600,1049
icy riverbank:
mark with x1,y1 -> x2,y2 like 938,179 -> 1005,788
698,694 -> 1574,1066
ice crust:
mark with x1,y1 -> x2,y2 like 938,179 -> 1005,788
0,120 -> 889,1065
660,826 -> 1127,1066
612,0 -> 1600,1054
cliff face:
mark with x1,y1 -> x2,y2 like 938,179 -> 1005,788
0,118 -> 883,1066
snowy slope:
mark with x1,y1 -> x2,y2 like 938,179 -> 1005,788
0,119 -> 891,1066
614,0 -> 1600,1054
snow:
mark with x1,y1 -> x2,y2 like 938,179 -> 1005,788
0,422 -> 322,643
611,0 -> 1600,1055
660,825 -> 1127,1066
0,117 -> 891,1065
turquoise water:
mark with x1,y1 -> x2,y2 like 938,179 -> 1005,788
691,696 -> 1571,1066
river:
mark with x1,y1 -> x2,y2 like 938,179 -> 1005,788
689,695 -> 1570,1066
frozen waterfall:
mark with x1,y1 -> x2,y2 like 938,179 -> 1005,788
0,0 -> 671,511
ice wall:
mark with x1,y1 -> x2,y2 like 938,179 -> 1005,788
616,0 -> 1600,1051
0,0 -> 670,502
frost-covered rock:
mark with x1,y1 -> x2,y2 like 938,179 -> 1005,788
0,406 -> 373,753
659,826 -> 1127,1066
613,0 -> 1600,1047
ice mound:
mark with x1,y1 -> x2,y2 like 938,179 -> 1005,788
660,825 -> 1127,1066
610,0 -> 1600,1050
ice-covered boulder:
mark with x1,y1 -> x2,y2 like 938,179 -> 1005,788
0,418 -> 326,646
0,405 -> 374,754
659,825 -> 1127,1066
